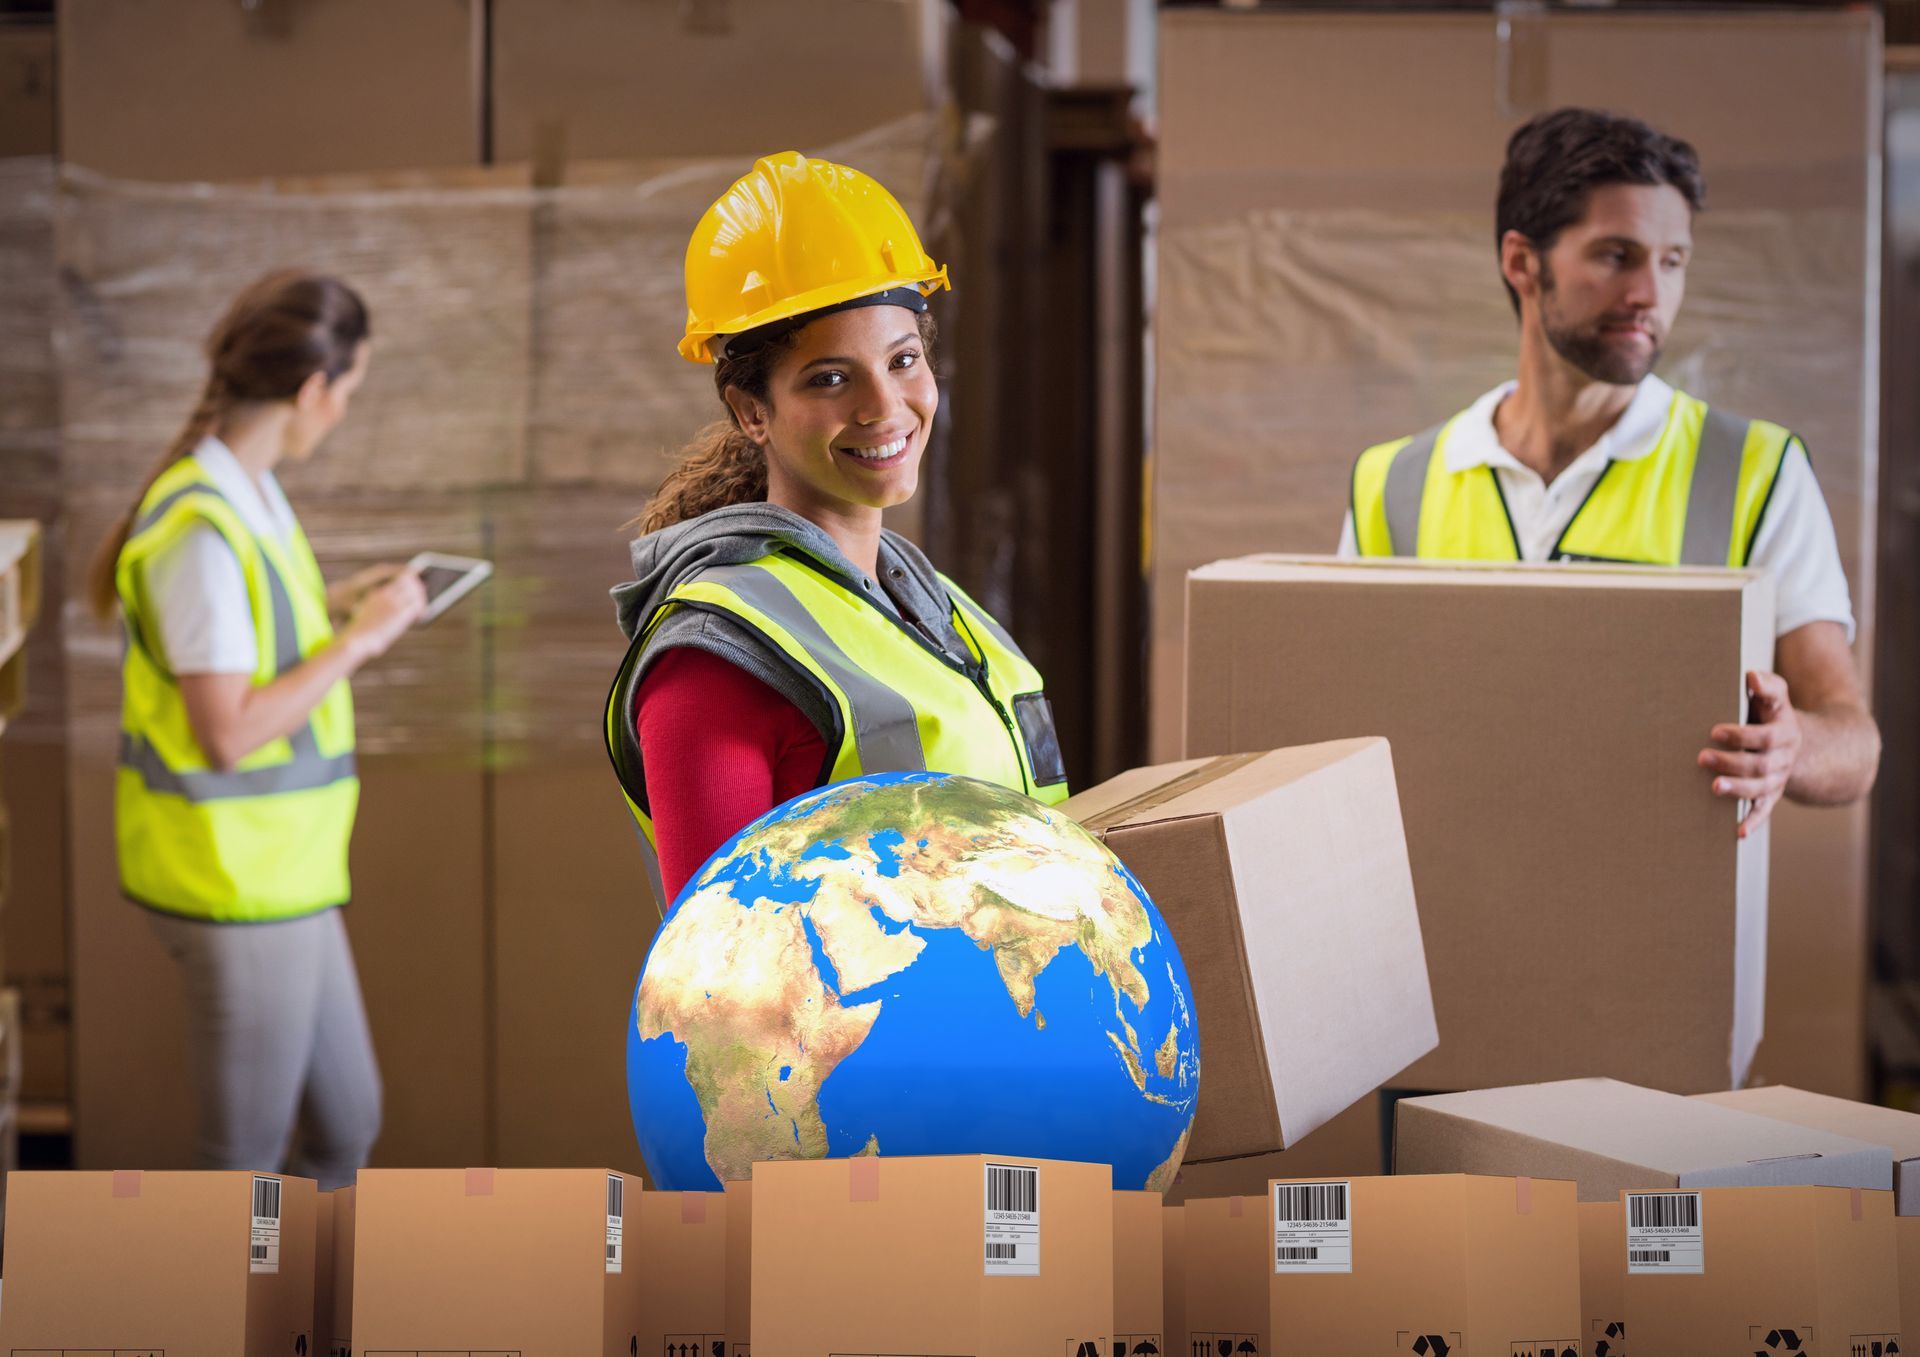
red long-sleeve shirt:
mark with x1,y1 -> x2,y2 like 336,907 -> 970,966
635,646 -> 828,905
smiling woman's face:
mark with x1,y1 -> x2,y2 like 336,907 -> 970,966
724,305 -> 938,521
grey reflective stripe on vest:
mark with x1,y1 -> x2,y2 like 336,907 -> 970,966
121,481 -> 350,802
132,482 -> 213,537
1384,423 -> 1445,555
1679,407 -> 1751,567
119,731 -> 356,802
698,563 -> 929,774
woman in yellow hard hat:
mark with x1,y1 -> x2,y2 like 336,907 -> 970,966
605,152 -> 1067,909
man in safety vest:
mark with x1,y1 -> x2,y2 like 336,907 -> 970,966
1341,107 -> 1879,836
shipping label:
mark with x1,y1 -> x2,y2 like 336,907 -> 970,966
983,1162 -> 1040,1276
606,1173 -> 624,1274
250,1174 -> 282,1275
1624,1191 -> 1704,1275
1271,1180 -> 1351,1274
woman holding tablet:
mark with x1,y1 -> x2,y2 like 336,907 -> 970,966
606,152 -> 1068,908
88,269 -> 424,1186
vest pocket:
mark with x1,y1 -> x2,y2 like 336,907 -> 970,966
1012,691 -> 1068,788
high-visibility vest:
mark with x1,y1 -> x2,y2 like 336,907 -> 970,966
115,455 -> 358,921
605,551 -> 1067,905
1350,388 -> 1794,565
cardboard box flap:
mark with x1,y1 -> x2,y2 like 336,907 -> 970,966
1067,742 -> 1387,835
1192,554 -> 1768,594
1062,754 -> 1233,834
1400,1080 -> 1892,1194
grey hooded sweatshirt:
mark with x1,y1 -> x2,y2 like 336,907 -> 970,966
609,503 -> 984,747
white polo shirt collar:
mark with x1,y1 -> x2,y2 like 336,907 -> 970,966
1442,373 -> 1678,481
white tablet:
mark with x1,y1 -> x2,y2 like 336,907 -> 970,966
407,551 -> 493,625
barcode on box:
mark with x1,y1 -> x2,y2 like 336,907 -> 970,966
1275,1182 -> 1348,1223
1273,1180 -> 1353,1274
606,1173 -> 625,1274
1628,1192 -> 1700,1229
1625,1191 -> 1704,1275
250,1174 -> 282,1275
983,1162 -> 1040,1277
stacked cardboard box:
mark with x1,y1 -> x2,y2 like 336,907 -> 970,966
1397,1079 -> 1907,1352
1694,1086 -> 1920,1343
0,1170 -> 318,1352
347,1167 -> 645,1354
752,1154 -> 1114,1356
1175,1174 -> 1581,1357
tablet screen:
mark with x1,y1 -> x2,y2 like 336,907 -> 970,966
419,563 -> 474,605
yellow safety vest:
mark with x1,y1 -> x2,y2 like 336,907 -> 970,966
605,551 -> 1067,903
115,455 -> 358,922
1350,389 -> 1794,565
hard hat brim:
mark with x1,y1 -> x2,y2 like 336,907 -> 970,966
680,268 -> 950,364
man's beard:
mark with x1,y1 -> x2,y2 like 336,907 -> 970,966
1539,266 -> 1662,386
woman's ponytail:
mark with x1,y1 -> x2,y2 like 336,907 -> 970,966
633,423 -> 769,535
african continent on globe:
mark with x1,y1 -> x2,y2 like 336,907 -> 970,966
626,771 -> 1199,1192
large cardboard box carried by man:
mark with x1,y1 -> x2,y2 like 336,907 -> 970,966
1186,557 -> 1773,1093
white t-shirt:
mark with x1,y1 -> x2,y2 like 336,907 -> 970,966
1334,374 -> 1856,640
142,437 -> 303,675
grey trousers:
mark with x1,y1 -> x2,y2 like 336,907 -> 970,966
146,905 -> 381,1190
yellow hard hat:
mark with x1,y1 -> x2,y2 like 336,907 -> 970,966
679,151 -> 950,364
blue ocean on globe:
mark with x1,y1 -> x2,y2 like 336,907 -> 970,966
625,770 -> 1200,1192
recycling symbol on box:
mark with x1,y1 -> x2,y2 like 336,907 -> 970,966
1751,1328 -> 1808,1354
1593,1320 -> 1626,1357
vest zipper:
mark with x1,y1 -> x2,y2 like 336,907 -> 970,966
789,553 -> 1033,797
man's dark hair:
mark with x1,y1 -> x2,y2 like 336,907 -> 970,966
1496,107 -> 1706,313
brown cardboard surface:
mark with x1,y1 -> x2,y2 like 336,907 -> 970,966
59,0 -> 480,180
0,1170 -> 316,1352
492,0 -> 944,163
1269,1175 -> 1581,1353
1186,557 -> 1772,1093
350,1168 -> 642,1356
634,1189 -> 728,1356
494,758 -> 659,1168
1064,739 -> 1436,1160
1154,7 -> 1880,1102
752,1155 -> 1113,1356
1579,1201 -> 1629,1357
1114,1190 -> 1165,1354
0,28 -> 54,158
1625,1186 -> 1901,1352
1182,1193 -> 1270,1357
1696,1086 -> 1920,1214
1397,1079 -> 1893,1203
1163,1204 -> 1186,1357
725,1180 -> 752,1355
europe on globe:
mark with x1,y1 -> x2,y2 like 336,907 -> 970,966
626,771 -> 1200,1192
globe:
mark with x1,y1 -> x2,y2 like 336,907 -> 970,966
626,770 -> 1200,1192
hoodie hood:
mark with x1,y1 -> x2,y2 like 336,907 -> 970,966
612,502 -> 878,640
